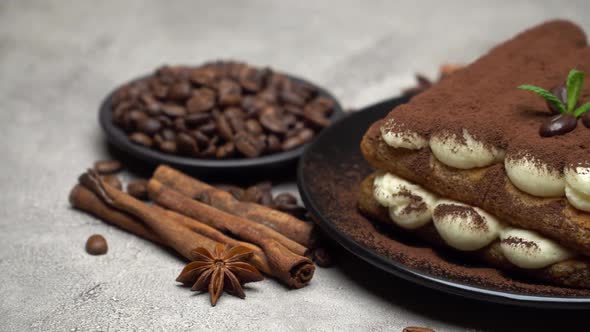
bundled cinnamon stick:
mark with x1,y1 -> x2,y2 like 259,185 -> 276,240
69,184 -> 164,245
148,179 -> 315,287
73,171 -> 314,287
152,165 -> 315,247
78,170 -> 220,261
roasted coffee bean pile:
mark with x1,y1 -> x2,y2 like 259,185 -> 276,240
216,182 -> 308,220
111,61 -> 337,159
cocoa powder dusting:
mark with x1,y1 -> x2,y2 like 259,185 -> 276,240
433,204 -> 488,231
382,20 -> 590,171
302,152 -> 590,297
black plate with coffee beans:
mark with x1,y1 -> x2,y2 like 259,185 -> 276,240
99,61 -> 343,176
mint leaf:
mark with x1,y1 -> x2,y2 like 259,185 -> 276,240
574,102 -> 590,117
566,69 -> 584,113
518,84 -> 566,113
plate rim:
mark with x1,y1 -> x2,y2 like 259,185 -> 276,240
99,72 -> 344,170
296,96 -> 590,310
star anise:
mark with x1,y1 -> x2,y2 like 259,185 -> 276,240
176,244 -> 264,306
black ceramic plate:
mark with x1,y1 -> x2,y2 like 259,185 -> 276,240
297,96 -> 590,309
99,74 -> 343,177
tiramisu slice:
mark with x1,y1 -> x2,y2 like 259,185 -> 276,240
359,20 -> 590,288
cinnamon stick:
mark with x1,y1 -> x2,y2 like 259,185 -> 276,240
69,184 -> 164,245
148,178 -> 308,256
152,165 -> 315,247
78,170 -> 219,261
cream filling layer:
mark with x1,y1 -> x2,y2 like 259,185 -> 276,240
380,119 -> 428,150
429,129 -> 505,169
505,156 -> 565,197
373,172 -> 576,269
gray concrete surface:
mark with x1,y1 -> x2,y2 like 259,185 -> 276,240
1,1 -> 590,331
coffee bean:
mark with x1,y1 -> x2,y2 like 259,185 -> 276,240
161,104 -> 187,117
185,113 -> 211,127
173,117 -> 187,131
243,185 -> 264,203
151,81 -> 168,99
167,81 -> 192,101
239,66 -> 268,92
140,93 -> 161,115
129,132 -> 153,147
198,121 -> 217,135
283,104 -> 303,116
137,117 -> 162,135
307,96 -> 335,115
127,179 -> 149,200
308,247 -> 333,267
582,111 -> 590,128
283,113 -> 297,128
86,234 -> 108,255
191,130 -> 210,146
99,175 -> 122,191
275,202 -> 307,219
303,107 -> 331,128
216,184 -> 245,200
266,134 -> 281,153
161,128 -> 176,141
159,140 -> 177,154
259,106 -> 287,133
548,84 -> 567,114
540,113 -> 577,137
157,115 -> 172,127
189,67 -> 216,87
199,143 -> 216,157
215,113 -> 234,141
94,160 -> 123,174
279,88 -> 306,107
274,192 -> 298,205
257,89 -> 278,104
187,88 -> 216,113
282,128 -> 314,151
245,119 -> 263,136
218,79 -> 242,106
124,110 -> 147,132
216,142 -> 235,158
241,95 -> 267,114
234,131 -> 263,158
176,132 -> 199,155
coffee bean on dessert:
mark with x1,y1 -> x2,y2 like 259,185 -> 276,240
216,142 -> 235,158
103,175 -> 122,190
234,131 -> 263,158
186,88 -> 216,113
539,113 -> 577,137
176,132 -> 199,155
85,234 -> 108,255
185,113 -> 211,127
548,83 -> 568,114
259,106 -> 287,133
127,179 -> 149,200
218,79 -> 242,106
167,81 -> 192,101
137,117 -> 162,135
161,104 -> 186,117
582,112 -> 590,128
94,160 -> 123,174
129,132 -> 153,147
274,192 -> 298,205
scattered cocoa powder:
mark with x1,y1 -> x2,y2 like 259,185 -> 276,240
302,150 -> 590,297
